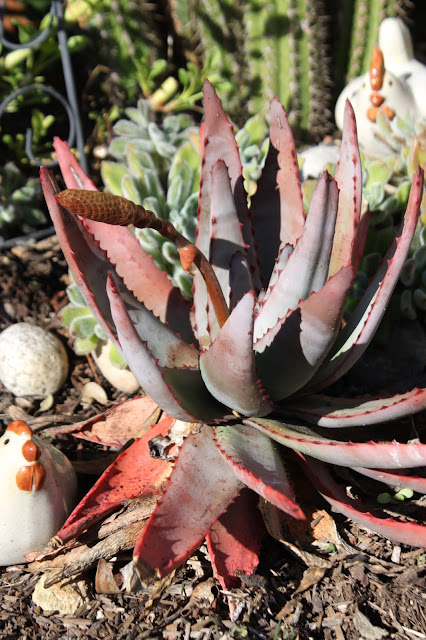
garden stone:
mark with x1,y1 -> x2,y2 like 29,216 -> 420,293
0,323 -> 68,396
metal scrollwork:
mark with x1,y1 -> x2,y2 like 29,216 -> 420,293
0,0 -> 87,171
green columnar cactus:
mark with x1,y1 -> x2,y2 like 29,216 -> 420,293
169,0 -> 333,139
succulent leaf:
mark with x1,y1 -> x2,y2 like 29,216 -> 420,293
214,424 -> 304,520
57,414 -> 174,543
255,266 -> 354,401
328,101 -> 363,277
54,138 -> 98,191
194,80 -> 259,345
200,292 -> 273,417
251,97 -> 305,286
132,426 -> 244,579
353,467 -> 426,495
254,172 -> 339,341
204,160 -> 253,340
209,159 -> 252,305
206,489 -> 265,589
284,388 -> 426,427
40,168 -> 119,345
54,396 -> 161,447
308,168 -> 424,390
54,139 -> 195,343
301,456 -> 426,548
247,417 -> 426,469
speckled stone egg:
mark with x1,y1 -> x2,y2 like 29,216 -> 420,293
0,323 -> 69,396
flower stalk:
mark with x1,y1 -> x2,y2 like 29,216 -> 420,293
56,189 -> 230,327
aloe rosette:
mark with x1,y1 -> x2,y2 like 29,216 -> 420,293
41,81 -> 426,588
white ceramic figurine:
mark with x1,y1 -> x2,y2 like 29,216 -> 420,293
379,17 -> 426,119
335,18 -> 426,158
0,420 -> 77,565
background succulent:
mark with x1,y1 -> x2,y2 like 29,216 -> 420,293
41,82 -> 426,589
0,162 -> 45,238
100,99 -> 200,298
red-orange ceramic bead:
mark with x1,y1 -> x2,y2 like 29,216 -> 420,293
16,463 -> 46,492
370,93 -> 384,107
367,106 -> 379,122
22,440 -> 41,462
370,47 -> 385,91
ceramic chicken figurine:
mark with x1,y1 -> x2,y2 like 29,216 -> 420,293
0,420 -> 77,565
379,17 -> 426,120
335,44 -> 417,158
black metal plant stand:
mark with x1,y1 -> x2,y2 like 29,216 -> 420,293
0,0 -> 87,171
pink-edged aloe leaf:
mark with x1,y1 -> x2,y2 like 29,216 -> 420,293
353,467 -> 426,494
229,250 -> 253,311
41,167 -> 119,344
54,139 -> 194,344
200,291 -> 273,417
300,455 -> 426,547
351,208 -> 370,273
133,426 -> 244,579
309,167 -> 424,391
284,388 -> 426,427
206,489 -> 265,589
107,274 -> 228,422
204,160 -> 252,341
89,220 -> 195,344
328,100 -> 362,277
251,98 -> 305,287
54,137 -> 97,190
126,302 -> 199,369
209,160 -> 250,297
57,414 -> 174,543
246,416 -> 426,469
255,266 -> 353,401
198,80 -> 255,261
254,172 -> 339,341
54,396 -> 161,447
214,423 -> 305,519
194,80 -> 258,345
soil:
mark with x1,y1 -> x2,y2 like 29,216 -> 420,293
0,236 -> 425,640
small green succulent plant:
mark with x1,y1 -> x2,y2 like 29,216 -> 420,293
0,162 -> 45,236
42,82 -> 426,589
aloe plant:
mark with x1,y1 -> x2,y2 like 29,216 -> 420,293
41,82 -> 426,589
